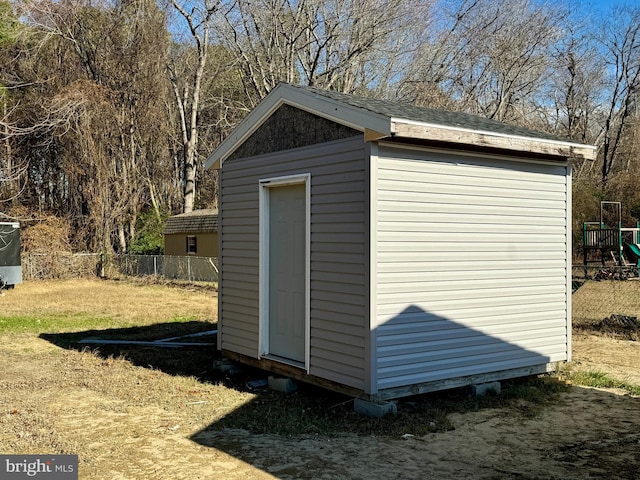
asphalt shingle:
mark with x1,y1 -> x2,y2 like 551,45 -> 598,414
163,209 -> 218,235
297,85 -> 569,143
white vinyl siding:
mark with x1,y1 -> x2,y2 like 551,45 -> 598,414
220,136 -> 368,389
373,145 -> 570,391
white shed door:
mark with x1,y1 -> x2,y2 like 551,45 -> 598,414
268,183 -> 306,363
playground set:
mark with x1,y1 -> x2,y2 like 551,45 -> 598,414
582,201 -> 640,274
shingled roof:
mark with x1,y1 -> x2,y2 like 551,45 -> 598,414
205,83 -> 596,169
301,85 -> 566,143
163,209 -> 219,235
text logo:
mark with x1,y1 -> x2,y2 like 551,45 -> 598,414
0,455 -> 78,479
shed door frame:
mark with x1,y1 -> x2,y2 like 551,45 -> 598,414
258,173 -> 311,371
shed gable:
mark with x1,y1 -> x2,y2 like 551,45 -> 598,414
227,104 -> 360,161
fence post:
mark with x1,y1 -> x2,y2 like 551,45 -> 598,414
187,256 -> 191,282
154,256 -> 157,276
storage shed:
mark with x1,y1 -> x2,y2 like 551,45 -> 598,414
163,209 -> 219,257
205,83 -> 596,402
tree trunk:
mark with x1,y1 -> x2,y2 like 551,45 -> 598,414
118,222 -> 127,253
170,0 -> 211,214
183,139 -> 196,213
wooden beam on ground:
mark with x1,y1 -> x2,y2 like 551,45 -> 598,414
78,339 -> 215,348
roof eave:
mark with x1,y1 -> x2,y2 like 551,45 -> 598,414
390,119 -> 597,161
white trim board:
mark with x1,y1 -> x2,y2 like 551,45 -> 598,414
258,173 -> 311,372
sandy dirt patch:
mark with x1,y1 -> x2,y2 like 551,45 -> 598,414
1,333 -> 638,479
572,332 -> 640,385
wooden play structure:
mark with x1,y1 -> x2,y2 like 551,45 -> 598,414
582,201 -> 640,270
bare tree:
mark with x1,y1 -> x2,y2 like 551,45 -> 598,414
595,5 -> 640,186
167,0 -> 222,214
537,12 -> 606,179
550,25 -> 603,143
403,0 -> 563,125
0,98 -> 70,206
166,0 -> 422,214
0,0 -> 27,207
216,0 -> 426,102
16,0 -> 171,252
1,102 -> 33,203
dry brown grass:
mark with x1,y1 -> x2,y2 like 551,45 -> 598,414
0,335 -> 256,477
0,280 -> 258,478
568,279 -> 640,388
1,278 -> 216,331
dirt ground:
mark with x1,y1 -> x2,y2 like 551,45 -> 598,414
1,281 -> 640,479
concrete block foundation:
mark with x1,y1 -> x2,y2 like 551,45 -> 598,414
213,358 -> 244,375
354,398 -> 397,417
268,376 -> 297,393
472,381 -> 501,397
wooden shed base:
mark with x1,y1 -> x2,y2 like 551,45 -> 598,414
222,350 -> 559,403
372,364 -> 556,402
221,350 -> 365,399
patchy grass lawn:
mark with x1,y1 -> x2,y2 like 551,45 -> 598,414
0,278 -> 216,333
1,279 -> 639,479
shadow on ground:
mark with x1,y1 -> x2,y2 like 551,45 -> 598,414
40,321 -> 222,380
37,324 -> 640,479
189,384 -> 640,480
38,320 -> 552,439
38,307 -> 575,439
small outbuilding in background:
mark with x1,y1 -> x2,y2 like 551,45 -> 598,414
206,83 -> 596,403
0,221 -> 22,290
163,209 -> 219,257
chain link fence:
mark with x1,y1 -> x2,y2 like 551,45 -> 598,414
20,253 -> 640,328
572,264 -> 640,330
23,252 -> 101,280
22,253 -> 218,283
105,254 -> 219,282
